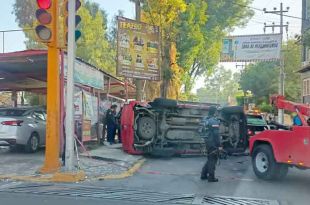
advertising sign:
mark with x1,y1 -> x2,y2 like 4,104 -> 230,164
117,17 -> 161,81
83,91 -> 94,120
220,34 -> 282,62
74,91 -> 83,117
64,55 -> 104,89
82,120 -> 91,142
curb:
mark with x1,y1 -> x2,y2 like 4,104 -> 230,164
0,171 -> 86,183
97,159 -> 146,180
0,159 -> 146,183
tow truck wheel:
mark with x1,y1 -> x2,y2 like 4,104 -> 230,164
252,144 -> 287,180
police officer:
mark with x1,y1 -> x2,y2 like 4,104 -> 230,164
106,104 -> 118,145
200,106 -> 221,182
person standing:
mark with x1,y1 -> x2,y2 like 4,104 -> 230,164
200,106 -> 221,182
106,104 -> 117,145
116,106 -> 123,143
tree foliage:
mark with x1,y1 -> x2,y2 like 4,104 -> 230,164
239,39 -> 302,104
139,0 -> 253,99
239,62 -> 278,103
140,0 -> 187,98
283,40 -> 302,101
12,0 -> 116,74
196,66 -> 240,105
76,5 -> 115,74
176,0 -> 254,94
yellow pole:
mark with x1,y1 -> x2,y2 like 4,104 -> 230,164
40,0 -> 61,174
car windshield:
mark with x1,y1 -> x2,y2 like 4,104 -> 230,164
0,109 -> 28,116
247,115 -> 267,126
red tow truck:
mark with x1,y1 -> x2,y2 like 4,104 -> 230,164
250,95 -> 310,180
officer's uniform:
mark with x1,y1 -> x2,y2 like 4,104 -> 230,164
200,109 -> 221,182
106,109 -> 117,144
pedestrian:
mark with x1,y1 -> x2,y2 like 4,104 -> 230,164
116,106 -> 123,143
293,113 -> 302,126
200,106 -> 222,182
106,104 -> 118,145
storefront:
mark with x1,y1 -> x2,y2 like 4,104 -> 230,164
0,50 -> 136,144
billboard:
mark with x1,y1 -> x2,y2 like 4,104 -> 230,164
64,55 -> 104,89
117,17 -> 161,81
220,34 -> 282,62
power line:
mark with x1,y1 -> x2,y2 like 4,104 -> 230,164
231,1 -> 309,22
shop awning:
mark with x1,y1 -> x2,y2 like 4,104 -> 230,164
0,50 -> 136,98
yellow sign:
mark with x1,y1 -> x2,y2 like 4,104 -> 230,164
117,17 -> 161,81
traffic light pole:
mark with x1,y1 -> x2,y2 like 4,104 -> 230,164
40,0 -> 61,174
65,0 -> 76,172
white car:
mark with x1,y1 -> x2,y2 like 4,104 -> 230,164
0,107 -> 46,152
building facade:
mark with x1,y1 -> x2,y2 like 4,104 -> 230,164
300,0 -> 310,103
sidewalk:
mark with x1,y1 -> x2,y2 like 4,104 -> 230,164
0,144 -> 144,182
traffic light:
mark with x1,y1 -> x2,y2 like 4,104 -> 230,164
64,0 -> 82,44
35,0 -> 56,44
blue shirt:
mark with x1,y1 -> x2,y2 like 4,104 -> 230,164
293,115 -> 302,126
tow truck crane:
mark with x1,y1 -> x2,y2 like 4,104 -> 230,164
249,95 -> 310,180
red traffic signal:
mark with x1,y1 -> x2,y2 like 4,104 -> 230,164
37,0 -> 52,9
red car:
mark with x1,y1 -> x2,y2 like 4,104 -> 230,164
121,98 -> 247,156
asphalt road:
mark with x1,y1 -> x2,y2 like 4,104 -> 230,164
0,155 -> 309,205
91,155 -> 310,205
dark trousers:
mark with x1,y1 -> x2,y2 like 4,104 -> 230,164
117,128 -> 122,143
107,125 -> 116,143
201,147 -> 218,178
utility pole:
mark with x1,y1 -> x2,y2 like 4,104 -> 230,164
135,0 -> 142,101
65,0 -> 77,172
263,3 -> 289,124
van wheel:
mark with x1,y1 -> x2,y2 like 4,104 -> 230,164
252,144 -> 286,180
25,133 -> 40,153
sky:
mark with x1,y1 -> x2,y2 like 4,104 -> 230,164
0,0 -> 303,90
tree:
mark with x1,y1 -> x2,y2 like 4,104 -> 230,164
196,66 -> 240,105
13,0 -> 43,49
12,0 -> 116,74
138,0 -> 253,99
177,0 -> 254,94
140,0 -> 187,98
239,62 -> 278,104
109,10 -> 125,50
283,40 -> 302,102
239,39 -> 302,104
76,5 -> 116,74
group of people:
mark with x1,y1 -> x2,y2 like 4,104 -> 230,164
104,104 -> 122,145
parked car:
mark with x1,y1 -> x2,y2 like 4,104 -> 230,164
121,98 -> 247,156
0,107 -> 46,152
246,114 -> 269,138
